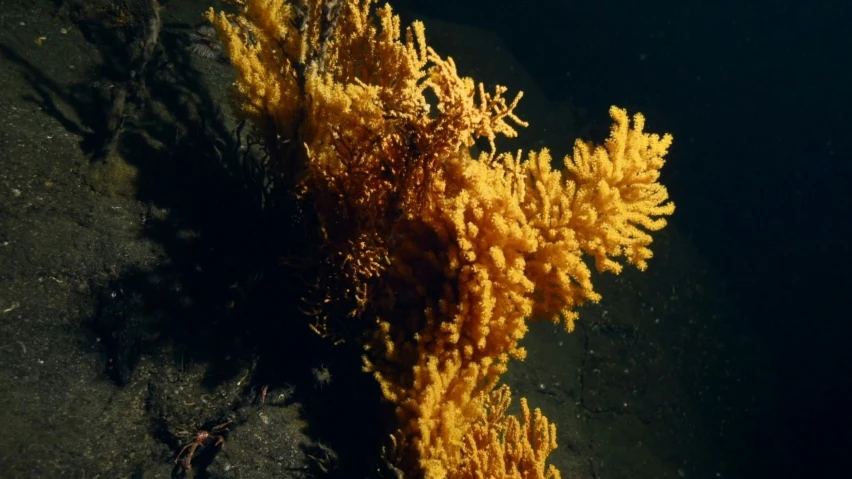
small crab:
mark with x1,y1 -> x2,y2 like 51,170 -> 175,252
306,441 -> 339,474
175,419 -> 232,471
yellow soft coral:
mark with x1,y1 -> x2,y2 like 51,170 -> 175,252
368,108 -> 674,474
207,2 -> 674,478
566,107 -> 675,274
459,385 -> 561,479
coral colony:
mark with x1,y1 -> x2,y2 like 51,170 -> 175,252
206,1 -> 675,477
